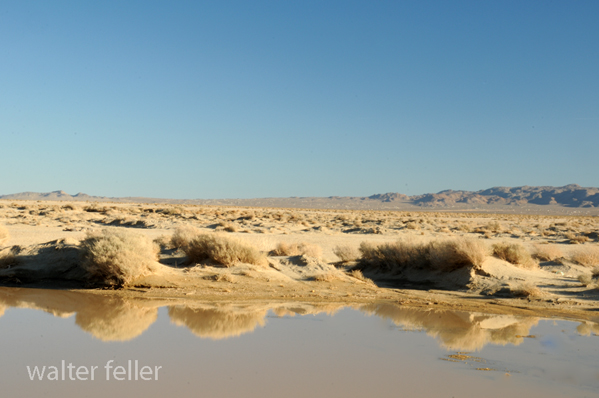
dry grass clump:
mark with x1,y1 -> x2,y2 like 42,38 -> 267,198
203,273 -> 235,283
484,221 -> 504,233
153,234 -> 172,249
457,223 -> 472,233
358,237 -> 487,273
333,245 -> 360,263
405,222 -> 420,230
492,242 -> 537,269
348,269 -> 375,285
566,233 -> 590,244
578,274 -> 593,287
80,230 -> 159,287
531,243 -> 563,262
184,234 -> 267,267
512,283 -> 544,298
219,273 -> 235,283
83,204 -> 111,214
570,246 -> 599,267
0,225 -> 9,246
271,242 -> 322,259
313,272 -> 339,282
0,247 -> 20,269
428,238 -> 488,272
171,225 -> 202,250
217,221 -> 238,232
359,240 -> 428,271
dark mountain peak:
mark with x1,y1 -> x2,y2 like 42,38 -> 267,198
368,192 -> 409,202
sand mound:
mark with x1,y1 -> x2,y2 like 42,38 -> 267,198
0,239 -> 85,283
269,254 -> 351,282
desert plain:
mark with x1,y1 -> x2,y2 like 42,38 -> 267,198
1,197 -> 599,325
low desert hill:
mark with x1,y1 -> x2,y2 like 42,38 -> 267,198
1,185 -> 598,214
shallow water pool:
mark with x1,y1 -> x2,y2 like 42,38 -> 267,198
0,287 -> 597,398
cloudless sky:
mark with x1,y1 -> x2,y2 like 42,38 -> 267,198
1,0 -> 597,199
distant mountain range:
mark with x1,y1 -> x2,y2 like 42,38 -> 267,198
1,184 -> 598,211
373,184 -> 599,208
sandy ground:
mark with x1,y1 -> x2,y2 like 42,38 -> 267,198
0,200 -> 598,323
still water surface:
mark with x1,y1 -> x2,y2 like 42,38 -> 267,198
0,287 -> 597,398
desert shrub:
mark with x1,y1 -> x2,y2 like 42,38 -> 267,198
571,247 -> 599,267
484,221 -> 504,233
578,274 -> 592,287
203,273 -> 235,282
359,239 -> 428,272
0,225 -> 9,246
358,237 -> 486,273
313,273 -> 338,282
184,234 -> 267,267
348,269 -> 374,284
80,230 -> 159,286
239,211 -> 255,221
358,242 -> 381,263
83,204 -> 110,213
512,283 -> 543,298
531,244 -> 563,262
217,221 -> 238,232
405,222 -> 420,230
271,242 -> 322,259
567,234 -> 590,244
171,225 -> 202,250
219,273 -> 235,283
0,246 -> 20,269
223,223 -> 238,232
457,223 -> 472,233
159,206 -> 183,216
153,234 -> 172,249
492,242 -> 537,269
428,238 -> 488,272
333,245 -> 360,263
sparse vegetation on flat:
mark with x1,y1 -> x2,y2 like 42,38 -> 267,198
1,199 -> 599,317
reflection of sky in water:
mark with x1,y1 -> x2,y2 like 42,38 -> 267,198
539,337 -> 559,350
0,287 -> 598,397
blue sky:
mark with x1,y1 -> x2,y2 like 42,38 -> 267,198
1,1 -> 597,199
